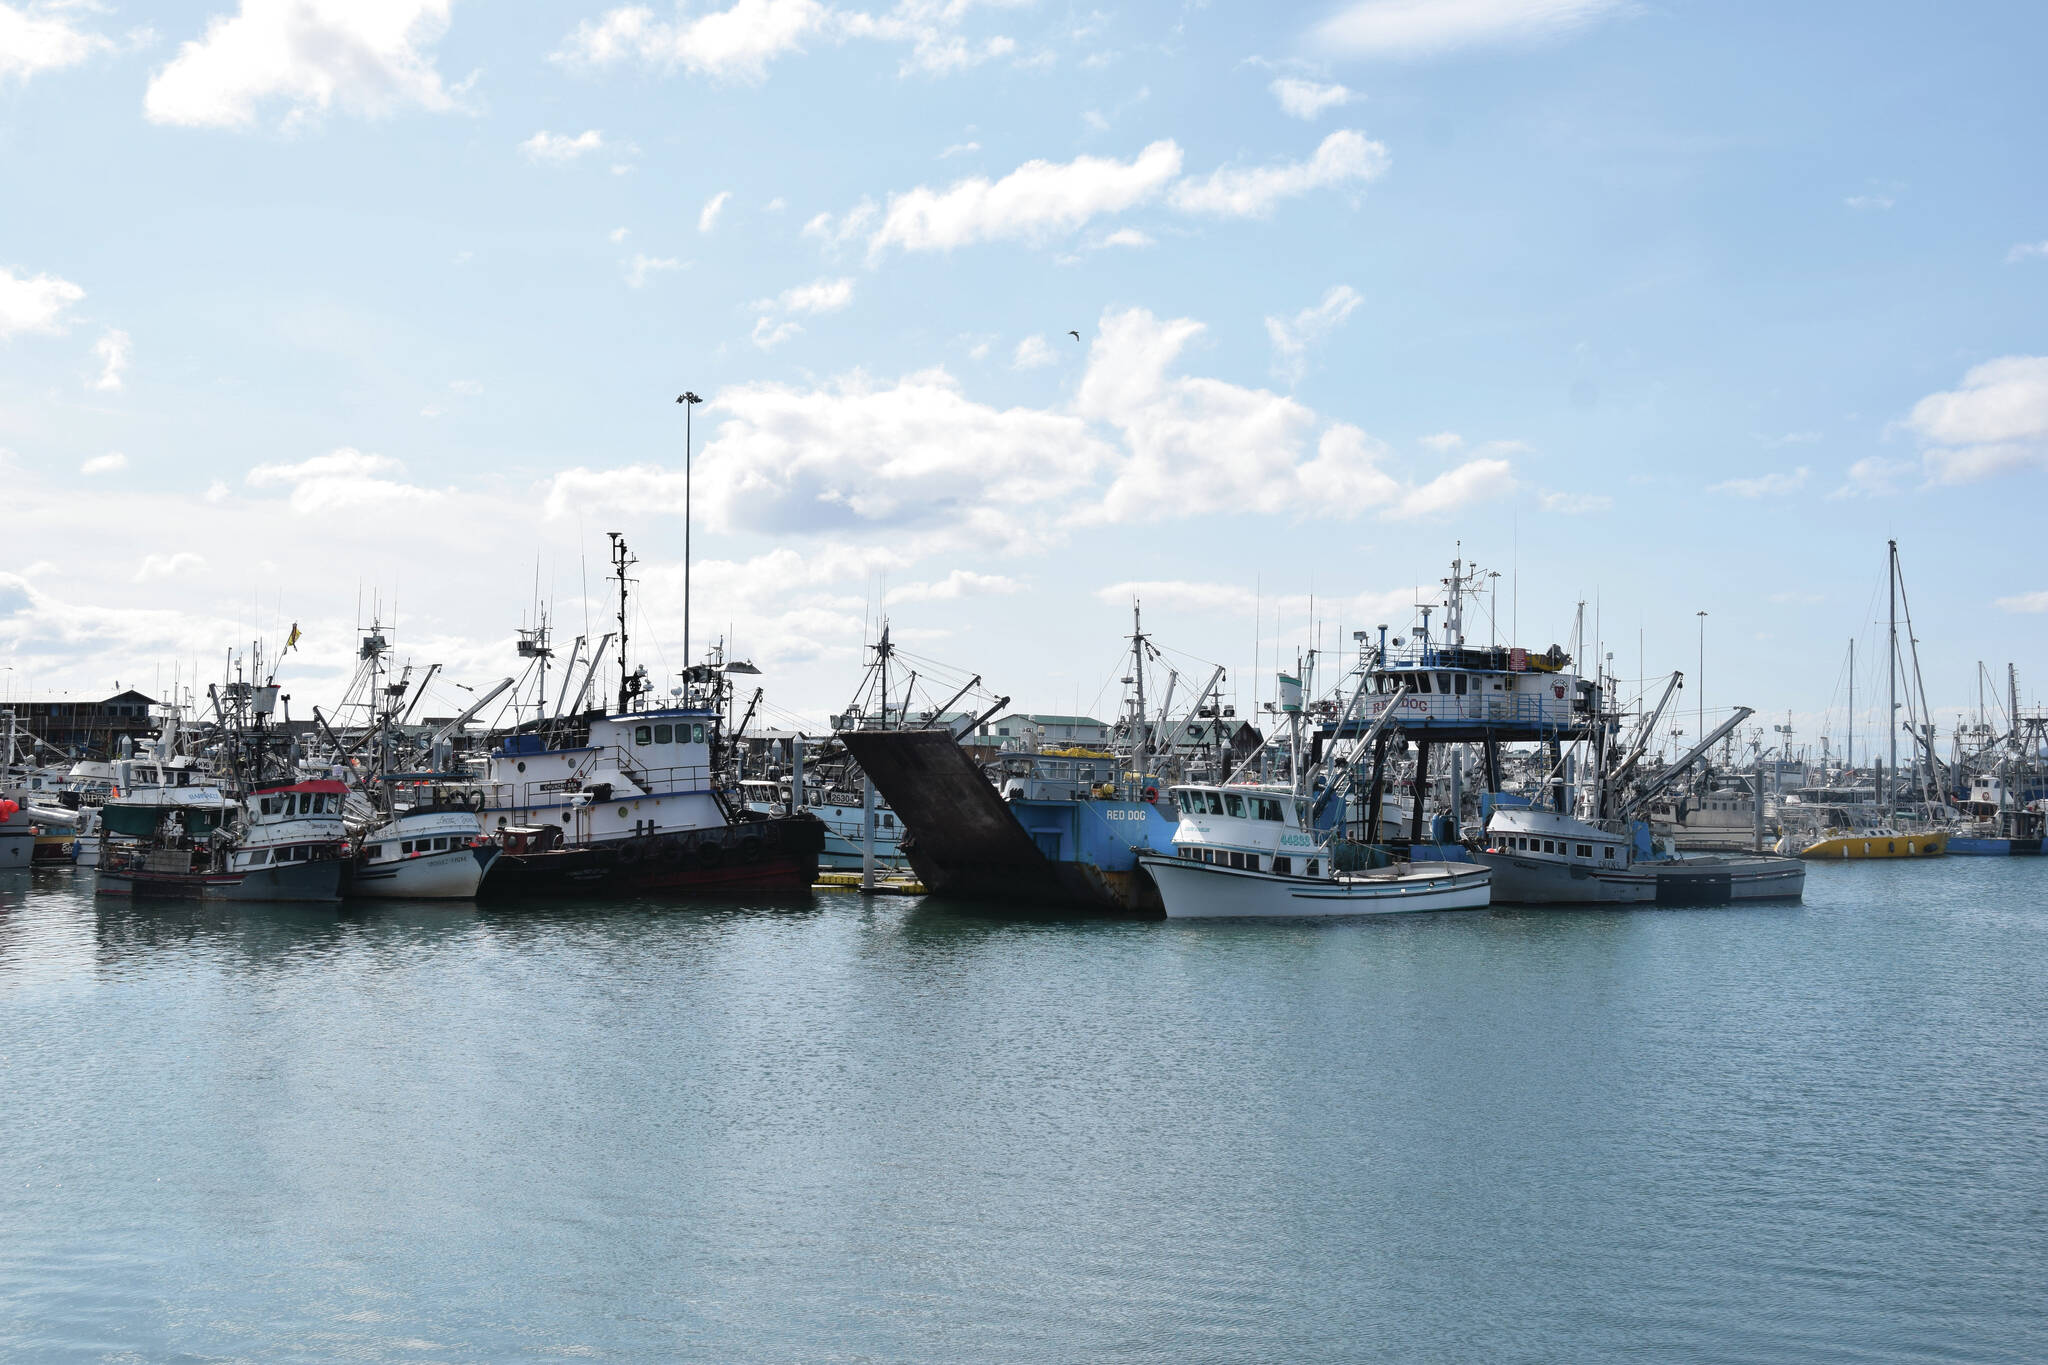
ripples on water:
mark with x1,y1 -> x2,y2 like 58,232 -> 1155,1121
2,862 -> 2045,1362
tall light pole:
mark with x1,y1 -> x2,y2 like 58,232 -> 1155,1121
677,391 -> 702,685
1696,610 -> 1708,755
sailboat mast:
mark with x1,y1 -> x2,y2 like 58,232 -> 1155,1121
1847,637 -> 1855,774
1887,539 -> 1898,797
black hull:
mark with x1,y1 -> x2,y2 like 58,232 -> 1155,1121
480,816 -> 824,900
838,729 -> 1155,915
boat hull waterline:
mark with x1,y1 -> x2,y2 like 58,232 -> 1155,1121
1139,855 -> 1493,919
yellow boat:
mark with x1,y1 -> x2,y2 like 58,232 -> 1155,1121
1785,828 -> 1946,860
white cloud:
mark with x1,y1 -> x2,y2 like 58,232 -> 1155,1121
1012,334 -> 1057,369
699,190 -> 732,232
1093,579 -> 1417,625
448,378 -> 483,395
81,452 -> 129,476
1419,431 -> 1462,451
1845,194 -> 1894,212
749,277 -> 853,349
92,328 -> 130,390
1827,455 -> 1916,500
1710,466 -> 1809,498
134,552 -> 206,582
1266,284 -> 1362,384
1539,489 -> 1611,514
245,447 -> 442,514
520,129 -> 607,164
1167,129 -> 1389,218
1994,590 -> 2048,614
1078,307 -> 1514,524
624,253 -> 684,287
555,0 -> 836,82
2006,241 -> 2048,264
0,266 -> 85,337
1903,356 -> 2048,484
885,569 -> 1021,603
145,0 -> 462,131
539,303 -> 1514,558
939,140 -> 980,158
553,0 -> 1017,83
750,316 -> 802,349
867,140 -> 1183,258
1314,0 -> 1626,59
610,226 -> 630,243
1094,228 -> 1154,249
769,276 -> 854,314
0,2 -> 114,83
1271,77 -> 1352,119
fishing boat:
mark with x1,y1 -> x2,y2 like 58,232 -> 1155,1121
0,793 -> 31,870
1947,773 -> 2046,855
1136,782 -> 1491,918
96,779 -> 352,901
1478,806 -> 1805,904
471,534 -> 823,898
351,774 -> 499,898
740,775 -> 907,871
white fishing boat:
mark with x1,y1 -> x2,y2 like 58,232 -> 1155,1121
1136,783 -> 1491,918
351,775 -> 498,899
1479,805 -> 1805,903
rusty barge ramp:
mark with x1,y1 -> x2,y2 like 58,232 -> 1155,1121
836,729 -> 1162,915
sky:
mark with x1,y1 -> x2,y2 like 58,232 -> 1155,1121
2,0 -> 2045,756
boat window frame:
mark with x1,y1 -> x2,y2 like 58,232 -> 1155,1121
1224,793 -> 1246,818
635,725 -> 652,746
653,724 -> 674,744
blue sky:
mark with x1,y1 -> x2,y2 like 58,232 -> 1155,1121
2,0 -> 2045,754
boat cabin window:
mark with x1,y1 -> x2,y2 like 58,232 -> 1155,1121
364,845 -> 382,859
1274,856 -> 1291,875
261,797 -> 281,815
1543,840 -> 1555,853
1306,859 -> 1319,877
654,724 -> 673,744
1438,673 -> 1453,693
1576,844 -> 1592,858
1224,793 -> 1246,818
248,849 -> 269,865
1252,796 -> 1285,821
1453,674 -> 1467,696
1413,674 -> 1431,693
401,840 -> 414,854
1603,847 -> 1615,860
692,723 -> 706,744
635,726 -> 652,746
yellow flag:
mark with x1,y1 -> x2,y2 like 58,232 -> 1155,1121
286,622 -> 302,649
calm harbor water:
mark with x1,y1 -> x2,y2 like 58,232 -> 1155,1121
3,861 -> 2045,1363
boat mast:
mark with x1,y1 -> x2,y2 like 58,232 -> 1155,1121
1846,637 -> 1854,776
610,531 -> 634,712
1131,599 -> 1148,792
1888,538 -> 1899,802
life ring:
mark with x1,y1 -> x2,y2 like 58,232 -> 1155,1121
698,841 -> 724,867
1142,786 -> 1158,804
738,837 -> 762,864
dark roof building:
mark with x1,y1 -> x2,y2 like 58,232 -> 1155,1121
5,689 -> 159,758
